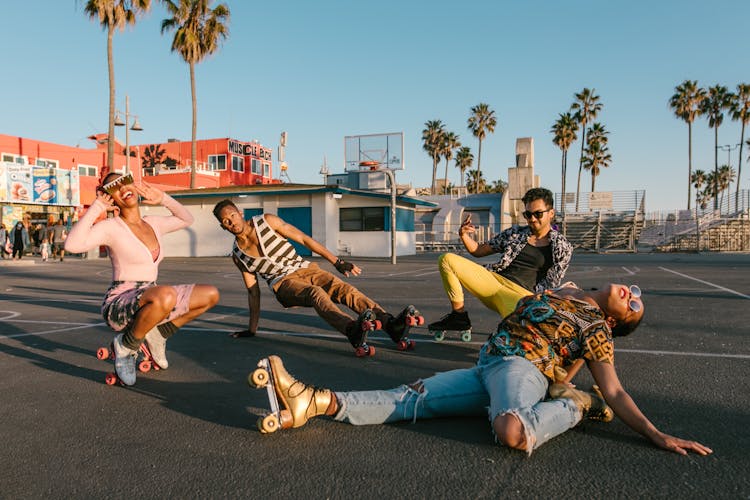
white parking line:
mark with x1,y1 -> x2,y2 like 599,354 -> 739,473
659,267 -> 750,299
619,348 -> 750,360
621,266 -> 638,275
0,322 -> 107,338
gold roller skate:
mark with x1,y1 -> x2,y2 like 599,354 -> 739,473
548,383 -> 614,423
248,355 -> 333,434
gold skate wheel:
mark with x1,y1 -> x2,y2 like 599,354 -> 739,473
248,368 -> 269,388
257,414 -> 279,434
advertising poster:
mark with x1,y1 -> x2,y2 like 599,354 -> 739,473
68,169 -> 80,206
8,164 -> 32,203
33,167 -> 58,204
0,162 -> 7,201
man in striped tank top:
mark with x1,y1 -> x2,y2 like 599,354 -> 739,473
214,200 -> 423,356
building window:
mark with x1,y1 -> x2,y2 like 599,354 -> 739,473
36,158 -> 59,169
78,165 -> 98,177
263,163 -> 270,177
208,154 -> 226,171
231,156 -> 244,172
2,153 -> 27,164
340,207 -> 385,231
251,159 -> 261,174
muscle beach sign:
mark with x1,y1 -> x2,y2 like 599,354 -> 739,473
228,140 -> 272,161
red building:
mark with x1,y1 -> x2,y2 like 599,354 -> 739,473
1,133 -> 280,227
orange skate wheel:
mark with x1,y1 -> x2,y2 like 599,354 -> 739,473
406,340 -> 416,350
96,347 -> 110,360
138,360 -> 151,373
249,368 -> 269,388
368,346 -> 376,356
416,316 -> 425,326
397,340 -> 408,351
105,373 -> 118,385
373,320 -> 382,330
405,316 -> 417,327
257,414 -> 280,434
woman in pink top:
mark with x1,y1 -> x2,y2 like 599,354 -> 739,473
66,172 -> 219,385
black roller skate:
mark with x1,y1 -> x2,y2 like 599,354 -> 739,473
346,309 -> 379,357
427,310 -> 472,342
384,305 -> 424,351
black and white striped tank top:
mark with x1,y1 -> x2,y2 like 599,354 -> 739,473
232,214 -> 309,287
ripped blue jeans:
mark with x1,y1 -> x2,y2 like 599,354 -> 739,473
334,345 -> 581,452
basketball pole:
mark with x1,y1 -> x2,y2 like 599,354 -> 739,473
384,168 -> 397,265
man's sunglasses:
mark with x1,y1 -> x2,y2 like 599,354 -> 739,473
100,172 -> 134,195
522,208 -> 552,220
628,285 -> 642,313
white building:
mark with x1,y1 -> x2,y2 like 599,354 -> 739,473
145,183 -> 437,258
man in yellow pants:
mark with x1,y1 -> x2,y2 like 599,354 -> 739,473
428,188 -> 573,337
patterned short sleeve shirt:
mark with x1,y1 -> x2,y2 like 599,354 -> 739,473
486,292 -> 615,382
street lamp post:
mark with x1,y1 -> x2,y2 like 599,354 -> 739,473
114,95 -> 143,174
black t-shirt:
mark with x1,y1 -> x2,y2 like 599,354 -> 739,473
499,243 -> 553,291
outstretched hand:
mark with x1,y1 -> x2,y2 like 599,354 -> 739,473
652,432 -> 713,456
95,189 -> 115,209
335,258 -> 362,277
135,181 -> 164,206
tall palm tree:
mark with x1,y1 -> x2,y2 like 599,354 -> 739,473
82,0 -> 152,179
581,123 -> 611,192
467,103 -> 497,193
669,80 -> 707,211
550,112 -> 579,214
700,84 -> 733,210
570,88 -> 602,211
730,83 -> 750,211
441,131 -> 460,194
161,0 -> 230,188
422,120 -> 445,195
454,146 -> 473,189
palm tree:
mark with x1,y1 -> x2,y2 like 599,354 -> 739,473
441,131 -> 460,194
465,169 -> 487,194
669,80 -> 707,210
570,88 -> 602,211
691,169 -> 709,210
467,103 -> 497,193
161,0 -> 230,188
730,84 -> 750,211
717,164 -> 736,209
550,112 -> 579,214
581,123 -> 612,192
454,146 -> 473,189
82,0 -> 152,179
488,179 -> 508,194
422,120 -> 445,195
700,84 -> 734,210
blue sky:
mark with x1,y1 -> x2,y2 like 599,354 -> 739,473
1,0 -> 749,211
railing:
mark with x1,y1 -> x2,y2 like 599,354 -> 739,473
414,223 -> 498,253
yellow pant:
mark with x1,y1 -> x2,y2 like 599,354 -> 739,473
438,253 -> 531,319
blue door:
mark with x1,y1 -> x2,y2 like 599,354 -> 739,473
277,207 -> 312,256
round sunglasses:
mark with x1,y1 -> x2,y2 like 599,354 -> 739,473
628,285 -> 642,313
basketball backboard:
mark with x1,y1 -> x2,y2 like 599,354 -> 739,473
344,132 -> 404,171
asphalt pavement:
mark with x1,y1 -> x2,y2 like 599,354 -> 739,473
1,252 -> 748,498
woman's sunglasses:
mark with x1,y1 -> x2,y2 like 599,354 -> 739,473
628,285 -> 642,313
522,208 -> 552,220
100,172 -> 134,195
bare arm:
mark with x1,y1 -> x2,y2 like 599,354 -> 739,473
267,213 -> 362,276
232,256 -> 260,336
459,215 -> 495,258
589,360 -> 712,456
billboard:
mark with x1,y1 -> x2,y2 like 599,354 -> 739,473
1,162 -> 79,206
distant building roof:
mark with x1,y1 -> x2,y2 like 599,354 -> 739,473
168,183 -> 438,207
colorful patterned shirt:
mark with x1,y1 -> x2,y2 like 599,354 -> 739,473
486,291 -> 615,382
485,225 -> 573,293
